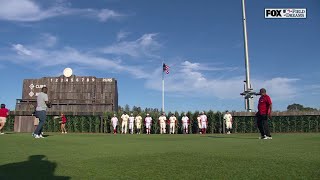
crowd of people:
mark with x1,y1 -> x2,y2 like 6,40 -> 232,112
109,111 -> 234,135
2,87 -> 273,140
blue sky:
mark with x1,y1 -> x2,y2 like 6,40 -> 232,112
0,0 -> 319,112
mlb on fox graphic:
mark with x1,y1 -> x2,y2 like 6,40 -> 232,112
265,8 -> 307,19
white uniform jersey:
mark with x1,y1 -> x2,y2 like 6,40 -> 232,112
121,114 -> 129,122
145,117 -> 152,124
224,114 -> 232,122
200,115 -> 207,124
135,116 -> 142,124
197,116 -> 201,122
36,92 -> 48,111
111,117 -> 118,125
129,116 -> 135,123
182,116 -> 189,124
169,116 -> 177,123
159,115 -> 167,123
197,116 -> 201,126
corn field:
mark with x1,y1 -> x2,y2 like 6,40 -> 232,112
4,112 -> 320,133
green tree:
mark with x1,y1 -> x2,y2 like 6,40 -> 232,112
287,103 -> 318,111
287,103 -> 304,111
124,104 -> 130,112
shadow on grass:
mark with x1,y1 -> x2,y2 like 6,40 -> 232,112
0,155 -> 70,180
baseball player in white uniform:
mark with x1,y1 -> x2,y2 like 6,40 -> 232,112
224,111 -> 233,134
145,114 -> 152,134
200,112 -> 208,134
128,113 -> 135,134
135,114 -> 143,134
121,112 -> 129,134
158,112 -> 167,134
111,114 -> 118,134
169,114 -> 177,134
181,113 -> 189,134
197,115 -> 202,134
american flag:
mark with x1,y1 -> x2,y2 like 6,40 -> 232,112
163,63 -> 170,74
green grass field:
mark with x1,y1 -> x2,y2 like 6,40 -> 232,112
0,133 -> 319,180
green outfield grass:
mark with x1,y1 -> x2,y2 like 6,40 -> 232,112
0,133 -> 319,180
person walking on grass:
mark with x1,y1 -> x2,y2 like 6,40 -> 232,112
60,113 -> 67,134
0,104 -> 9,135
121,112 -> 129,134
224,111 -> 233,134
197,114 -> 202,134
135,114 -> 142,134
145,114 -> 152,134
169,114 -> 177,134
111,114 -> 118,134
200,111 -> 208,134
181,113 -> 190,134
33,87 -> 51,139
128,113 -> 135,134
158,112 -> 167,134
256,88 -> 272,140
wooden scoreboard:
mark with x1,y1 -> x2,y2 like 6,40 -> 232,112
15,75 -> 118,114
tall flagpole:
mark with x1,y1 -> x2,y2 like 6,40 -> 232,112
162,62 -> 165,112
240,0 -> 257,112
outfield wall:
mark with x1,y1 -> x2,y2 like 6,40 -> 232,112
5,111 -> 320,133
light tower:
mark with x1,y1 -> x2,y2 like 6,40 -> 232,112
240,0 -> 257,112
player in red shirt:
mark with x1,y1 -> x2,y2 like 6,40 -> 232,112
256,88 -> 272,139
60,113 -> 67,134
0,104 -> 9,134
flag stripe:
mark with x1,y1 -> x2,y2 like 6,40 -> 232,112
163,63 -> 170,74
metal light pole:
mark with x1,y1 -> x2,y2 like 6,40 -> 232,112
240,0 -> 257,112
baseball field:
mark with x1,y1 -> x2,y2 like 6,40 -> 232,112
0,133 -> 319,180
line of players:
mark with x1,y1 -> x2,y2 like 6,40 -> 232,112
110,111 -> 233,134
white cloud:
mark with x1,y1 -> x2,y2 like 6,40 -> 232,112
253,78 -> 299,100
9,42 -> 148,78
97,9 -> 121,22
102,33 -> 161,58
182,60 -> 238,71
117,31 -> 130,41
40,33 -> 58,47
12,44 -> 32,56
145,61 -> 299,101
5,36 -> 299,102
0,0 -> 122,22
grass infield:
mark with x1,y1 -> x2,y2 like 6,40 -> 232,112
0,133 -> 319,180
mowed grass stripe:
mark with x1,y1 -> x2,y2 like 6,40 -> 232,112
0,133 -> 319,179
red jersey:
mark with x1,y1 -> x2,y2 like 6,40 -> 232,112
0,108 -> 9,117
258,95 -> 272,115
61,115 -> 67,123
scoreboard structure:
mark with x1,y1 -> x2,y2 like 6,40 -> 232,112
14,75 -> 118,132
15,75 -> 118,114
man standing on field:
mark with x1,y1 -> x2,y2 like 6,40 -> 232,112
158,112 -> 167,134
200,112 -> 208,134
33,87 -> 51,139
111,114 -> 118,134
169,114 -> 177,134
145,114 -> 152,134
135,114 -> 142,134
197,114 -> 202,134
128,113 -> 135,134
181,113 -> 189,134
224,111 -> 233,134
121,112 -> 129,134
0,104 -> 9,135
256,88 -> 272,140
